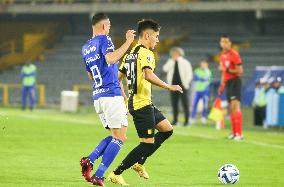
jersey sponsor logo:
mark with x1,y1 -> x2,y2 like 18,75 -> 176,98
125,53 -> 138,61
86,54 -> 101,64
84,46 -> 97,56
93,88 -> 110,95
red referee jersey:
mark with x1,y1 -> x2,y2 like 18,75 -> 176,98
220,48 -> 242,81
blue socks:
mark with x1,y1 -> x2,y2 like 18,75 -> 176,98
88,136 -> 113,164
94,138 -> 123,178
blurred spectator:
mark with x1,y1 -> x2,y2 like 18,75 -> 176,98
21,61 -> 37,110
190,59 -> 212,124
163,47 -> 193,126
274,77 -> 284,93
252,79 -> 266,126
264,77 -> 284,127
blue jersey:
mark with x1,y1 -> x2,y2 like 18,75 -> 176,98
82,35 -> 121,100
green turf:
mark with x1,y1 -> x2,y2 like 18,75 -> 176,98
0,107 -> 284,187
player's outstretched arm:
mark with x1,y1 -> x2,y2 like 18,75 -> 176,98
105,30 -> 136,64
143,68 -> 183,93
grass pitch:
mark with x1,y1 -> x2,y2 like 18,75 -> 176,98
0,107 -> 284,187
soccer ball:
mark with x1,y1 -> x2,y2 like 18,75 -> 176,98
218,164 -> 240,184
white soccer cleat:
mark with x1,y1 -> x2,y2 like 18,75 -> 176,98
233,135 -> 243,141
227,134 -> 235,140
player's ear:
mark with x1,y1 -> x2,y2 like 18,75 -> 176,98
145,32 -> 149,40
102,23 -> 106,31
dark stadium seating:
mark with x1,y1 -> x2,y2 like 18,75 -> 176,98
0,12 -> 284,106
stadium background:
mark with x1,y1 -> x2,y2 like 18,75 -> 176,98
1,0 -> 284,107
0,0 -> 284,187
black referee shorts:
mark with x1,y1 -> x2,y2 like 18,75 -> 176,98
129,105 -> 166,138
226,77 -> 242,102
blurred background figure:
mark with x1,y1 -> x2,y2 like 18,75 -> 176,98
21,61 -> 37,110
218,35 -> 244,140
264,76 -> 284,127
252,78 -> 267,126
190,59 -> 212,124
163,47 -> 193,126
274,77 -> 284,93
264,77 -> 279,127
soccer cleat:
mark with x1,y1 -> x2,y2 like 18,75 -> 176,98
233,135 -> 243,141
90,176 -> 105,186
80,157 -> 93,182
132,163 -> 149,179
107,172 -> 129,186
227,134 -> 235,140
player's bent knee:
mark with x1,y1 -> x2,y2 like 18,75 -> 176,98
168,124 -> 174,131
157,119 -> 173,132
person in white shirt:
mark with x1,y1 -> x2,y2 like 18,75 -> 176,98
163,47 -> 193,126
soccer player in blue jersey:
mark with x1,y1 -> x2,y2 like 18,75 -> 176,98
80,13 -> 135,186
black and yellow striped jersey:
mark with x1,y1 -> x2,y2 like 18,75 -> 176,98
119,44 -> 156,110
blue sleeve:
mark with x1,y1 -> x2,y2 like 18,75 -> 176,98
101,36 -> 114,56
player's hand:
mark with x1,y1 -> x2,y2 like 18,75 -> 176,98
168,85 -> 183,93
125,30 -> 136,44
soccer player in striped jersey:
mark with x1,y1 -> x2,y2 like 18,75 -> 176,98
107,19 -> 183,185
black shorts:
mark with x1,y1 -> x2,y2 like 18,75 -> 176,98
129,105 -> 166,138
226,77 -> 242,102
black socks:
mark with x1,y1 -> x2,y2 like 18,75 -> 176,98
113,130 -> 173,175
138,130 -> 173,165
114,142 -> 155,175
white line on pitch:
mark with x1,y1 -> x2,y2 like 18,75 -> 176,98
175,131 -> 284,149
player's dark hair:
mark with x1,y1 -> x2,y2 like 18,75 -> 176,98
137,19 -> 161,37
220,34 -> 231,40
92,13 -> 108,26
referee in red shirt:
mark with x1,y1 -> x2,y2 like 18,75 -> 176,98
218,35 -> 243,140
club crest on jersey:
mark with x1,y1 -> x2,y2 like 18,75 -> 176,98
147,56 -> 152,63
